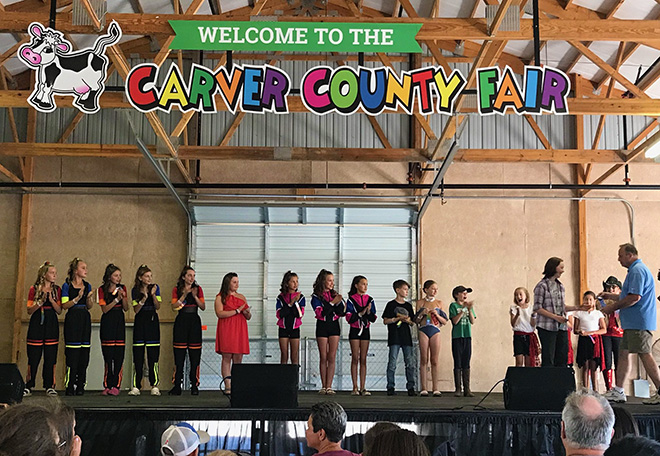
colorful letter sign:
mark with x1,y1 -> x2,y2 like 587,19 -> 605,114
169,21 -> 423,54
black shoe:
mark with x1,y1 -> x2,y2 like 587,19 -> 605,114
408,389 -> 415,397
191,386 -> 199,396
65,388 -> 75,397
75,387 -> 84,396
168,385 -> 182,396
387,388 -> 396,396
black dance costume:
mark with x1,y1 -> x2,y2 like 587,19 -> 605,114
25,285 -> 61,391
62,280 -> 92,395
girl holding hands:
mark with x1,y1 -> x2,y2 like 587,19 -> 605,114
346,275 -> 377,396
170,266 -> 205,396
25,262 -> 62,397
215,272 -> 251,395
311,269 -> 346,395
98,264 -> 129,396
574,291 -> 607,391
61,258 -> 95,396
276,271 -> 305,365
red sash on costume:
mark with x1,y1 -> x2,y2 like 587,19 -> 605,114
590,334 -> 606,371
514,331 -> 541,367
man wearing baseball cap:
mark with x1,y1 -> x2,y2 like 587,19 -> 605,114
449,286 -> 476,397
161,422 -> 210,456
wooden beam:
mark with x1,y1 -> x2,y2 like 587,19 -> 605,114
106,42 -> 193,183
0,69 -> 20,143
366,116 -> 393,149
78,0 -> 103,30
1,143 -> 640,164
628,119 -> 659,151
568,41 -> 648,100
58,111 -> 85,143
6,13 -> 660,42
524,115 -> 551,149
583,127 -> 660,196
590,41 -> 625,153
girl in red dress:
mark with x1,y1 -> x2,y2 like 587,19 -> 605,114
214,272 -> 251,394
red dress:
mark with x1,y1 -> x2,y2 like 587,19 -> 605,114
215,294 -> 250,355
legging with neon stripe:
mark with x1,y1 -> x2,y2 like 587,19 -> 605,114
99,307 -> 125,389
132,309 -> 160,388
26,306 -> 59,390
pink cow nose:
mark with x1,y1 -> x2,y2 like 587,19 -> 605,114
21,48 -> 41,65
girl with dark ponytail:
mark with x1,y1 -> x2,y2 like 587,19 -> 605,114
128,264 -> 162,396
61,257 -> 94,396
97,263 -> 129,396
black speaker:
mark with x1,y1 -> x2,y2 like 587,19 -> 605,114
503,367 -> 575,411
230,364 -> 298,408
0,363 -> 25,405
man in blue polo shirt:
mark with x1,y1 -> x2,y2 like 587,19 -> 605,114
601,243 -> 660,405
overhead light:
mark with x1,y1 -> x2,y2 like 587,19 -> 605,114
645,142 -> 660,159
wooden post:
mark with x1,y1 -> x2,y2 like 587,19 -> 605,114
12,106 -> 36,363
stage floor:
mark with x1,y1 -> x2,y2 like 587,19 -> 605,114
25,389 -> 660,418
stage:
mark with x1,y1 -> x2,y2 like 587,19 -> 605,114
23,390 -> 660,456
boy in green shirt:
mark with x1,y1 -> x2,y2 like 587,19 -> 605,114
449,286 -> 476,397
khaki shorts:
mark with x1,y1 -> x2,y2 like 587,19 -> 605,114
620,329 -> 653,354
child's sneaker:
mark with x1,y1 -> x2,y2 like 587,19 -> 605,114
643,392 -> 660,405
23,388 -> 32,397
128,387 -> 140,396
46,388 -> 58,396
151,386 -> 161,396
603,388 -> 626,403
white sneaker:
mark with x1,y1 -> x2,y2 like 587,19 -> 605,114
603,388 -> 627,403
46,388 -> 58,396
643,392 -> 660,405
128,387 -> 141,396
150,386 -> 161,396
23,388 -> 32,397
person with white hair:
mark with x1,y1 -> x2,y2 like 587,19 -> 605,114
561,389 -> 615,456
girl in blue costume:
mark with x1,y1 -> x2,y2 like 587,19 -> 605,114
415,280 -> 448,396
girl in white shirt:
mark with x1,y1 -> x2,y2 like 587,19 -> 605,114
574,291 -> 607,391
510,287 -> 540,367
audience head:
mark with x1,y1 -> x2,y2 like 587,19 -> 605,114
161,422 -> 210,456
542,257 -> 564,279
561,389 -> 615,451
611,406 -> 639,442
305,401 -> 347,449
367,429 -> 429,456
0,400 -> 80,456
363,422 -> 400,456
604,435 -> 660,456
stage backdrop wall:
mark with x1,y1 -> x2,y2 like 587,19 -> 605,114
1,158 -> 660,394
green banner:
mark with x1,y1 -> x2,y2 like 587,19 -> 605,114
169,21 -> 423,53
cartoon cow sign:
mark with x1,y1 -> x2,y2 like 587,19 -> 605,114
18,21 -> 121,114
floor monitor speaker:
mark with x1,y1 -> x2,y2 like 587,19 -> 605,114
230,364 -> 298,408
503,366 -> 575,411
